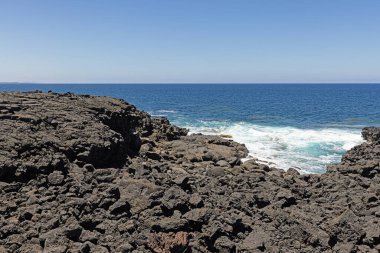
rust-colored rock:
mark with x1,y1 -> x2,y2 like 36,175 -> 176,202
148,231 -> 189,253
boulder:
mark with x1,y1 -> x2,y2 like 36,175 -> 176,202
206,167 -> 225,177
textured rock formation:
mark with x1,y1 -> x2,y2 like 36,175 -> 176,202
362,127 -> 380,144
0,92 -> 379,253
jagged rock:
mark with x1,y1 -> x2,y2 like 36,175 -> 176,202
216,160 -> 230,167
214,236 -> 235,253
287,167 -> 300,176
362,127 -> 380,143
239,229 -> 269,251
18,244 -> 44,253
189,194 -> 203,208
151,217 -> 188,232
117,178 -> 163,215
206,167 -> 225,177
47,171 -> 65,186
147,231 -> 189,253
115,243 -> 134,253
79,229 -> 99,243
183,208 -> 212,223
109,199 -> 131,216
0,92 -> 379,252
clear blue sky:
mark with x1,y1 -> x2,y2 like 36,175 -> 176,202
0,0 -> 379,83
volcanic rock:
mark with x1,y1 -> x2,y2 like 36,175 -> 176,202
0,92 -> 379,252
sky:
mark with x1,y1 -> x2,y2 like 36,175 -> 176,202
0,0 -> 379,83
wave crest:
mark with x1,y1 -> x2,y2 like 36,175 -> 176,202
187,122 -> 363,173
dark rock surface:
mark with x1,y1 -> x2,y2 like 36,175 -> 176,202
362,127 -> 380,144
0,92 -> 379,253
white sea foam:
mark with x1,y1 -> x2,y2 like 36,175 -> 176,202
157,110 -> 177,113
187,122 -> 363,173
151,114 -> 168,117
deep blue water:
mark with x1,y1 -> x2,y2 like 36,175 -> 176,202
1,83 -> 379,173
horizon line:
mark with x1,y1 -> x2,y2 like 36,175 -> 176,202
1,82 -> 380,85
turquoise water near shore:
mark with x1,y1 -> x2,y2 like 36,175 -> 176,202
1,83 -> 379,173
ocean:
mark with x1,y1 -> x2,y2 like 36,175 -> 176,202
1,83 -> 379,173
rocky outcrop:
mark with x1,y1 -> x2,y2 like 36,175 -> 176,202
362,127 -> 380,144
327,127 -> 380,178
0,92 -> 379,253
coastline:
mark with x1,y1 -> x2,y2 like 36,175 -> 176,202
1,83 -> 376,174
0,91 -> 379,252
187,125 -> 364,174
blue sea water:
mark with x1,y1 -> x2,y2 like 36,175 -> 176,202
1,83 -> 379,173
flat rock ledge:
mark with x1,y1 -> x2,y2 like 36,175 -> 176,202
0,91 -> 379,253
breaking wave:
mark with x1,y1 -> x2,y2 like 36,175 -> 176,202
186,122 -> 363,173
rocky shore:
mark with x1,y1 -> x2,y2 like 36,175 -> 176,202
0,91 -> 379,253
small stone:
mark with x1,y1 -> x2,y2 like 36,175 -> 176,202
79,230 -> 99,243
214,236 -> 235,253
216,160 -> 230,167
118,220 -> 137,234
189,194 -> 203,207
116,243 -> 134,253
140,143 -> 153,152
206,167 -> 225,177
148,232 -> 189,253
183,208 -> 211,223
109,200 -> 131,215
227,156 -> 239,166
287,167 -> 300,176
151,217 -> 188,232
44,245 -> 68,253
173,175 -> 189,186
47,171 -> 65,185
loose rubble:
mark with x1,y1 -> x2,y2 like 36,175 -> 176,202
0,92 -> 379,253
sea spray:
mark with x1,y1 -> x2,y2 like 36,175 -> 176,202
186,122 -> 363,173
